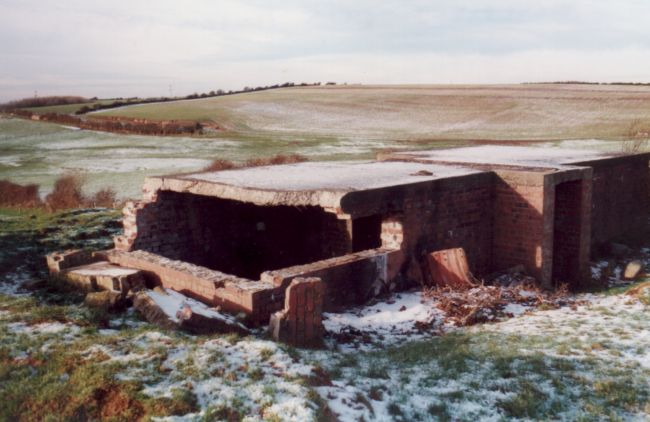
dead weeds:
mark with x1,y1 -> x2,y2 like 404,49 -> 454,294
201,153 -> 307,172
424,282 -> 585,327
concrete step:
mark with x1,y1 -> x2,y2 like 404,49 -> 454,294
60,261 -> 145,293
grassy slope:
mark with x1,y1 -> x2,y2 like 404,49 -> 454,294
98,84 -> 650,142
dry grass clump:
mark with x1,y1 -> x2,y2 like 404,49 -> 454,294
46,176 -> 119,210
45,175 -> 85,210
626,281 -> 650,305
243,153 -> 308,168
424,283 -> 579,326
622,119 -> 650,152
0,180 -> 41,207
622,138 -> 649,153
90,188 -> 117,208
201,159 -> 238,172
202,153 -> 308,172
1,176 -> 118,211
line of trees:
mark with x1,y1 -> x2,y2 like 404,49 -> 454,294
1,95 -> 93,109
0,82 -> 336,115
74,81 -> 331,114
7,109 -> 205,136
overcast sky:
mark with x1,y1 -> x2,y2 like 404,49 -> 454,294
1,0 -> 649,101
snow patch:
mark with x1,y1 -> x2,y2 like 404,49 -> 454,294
8,321 -> 80,336
323,291 -> 442,349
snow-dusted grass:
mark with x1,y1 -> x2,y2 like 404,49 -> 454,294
6,282 -> 641,421
131,334 -> 318,421
1,206 -> 649,420
0,302 -> 325,421
0,116 -> 448,199
2,282 -> 649,421
322,290 -> 442,350
307,292 -> 650,421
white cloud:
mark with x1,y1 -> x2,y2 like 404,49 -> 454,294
0,0 -> 649,101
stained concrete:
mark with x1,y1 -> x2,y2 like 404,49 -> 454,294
379,145 -> 631,168
142,161 -> 480,211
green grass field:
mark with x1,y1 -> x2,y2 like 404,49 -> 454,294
98,84 -> 650,142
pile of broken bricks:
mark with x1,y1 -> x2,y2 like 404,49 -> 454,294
45,249 -> 325,347
46,250 -> 250,335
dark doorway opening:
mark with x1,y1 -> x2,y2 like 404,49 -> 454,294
352,214 -> 382,252
552,180 -> 583,286
154,192 -> 351,279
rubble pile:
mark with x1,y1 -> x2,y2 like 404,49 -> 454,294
591,244 -> 650,287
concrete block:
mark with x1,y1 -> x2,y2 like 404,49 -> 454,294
60,261 -> 145,294
46,250 -> 99,274
624,260 -> 643,280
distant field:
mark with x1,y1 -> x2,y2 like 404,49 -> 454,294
4,83 -> 649,200
98,84 -> 650,141
0,117 -> 467,199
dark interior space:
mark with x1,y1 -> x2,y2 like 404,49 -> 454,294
352,214 -> 382,252
552,180 -> 583,286
156,192 -> 351,279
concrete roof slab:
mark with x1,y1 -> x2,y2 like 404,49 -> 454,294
384,145 -> 623,168
176,161 -> 479,192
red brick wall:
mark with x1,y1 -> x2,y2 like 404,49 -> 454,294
585,156 -> 649,250
396,174 -> 495,278
262,248 -> 399,310
104,249 -> 284,323
492,171 -> 546,280
117,194 -> 195,260
269,277 -> 324,347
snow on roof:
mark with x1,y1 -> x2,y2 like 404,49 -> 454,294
389,145 -> 621,167
177,160 -> 480,192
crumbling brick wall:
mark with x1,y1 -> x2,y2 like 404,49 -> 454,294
262,248 -> 400,309
117,191 -> 352,280
116,194 -> 194,259
269,277 -> 324,347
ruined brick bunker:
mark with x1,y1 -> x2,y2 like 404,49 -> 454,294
52,146 -> 650,342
